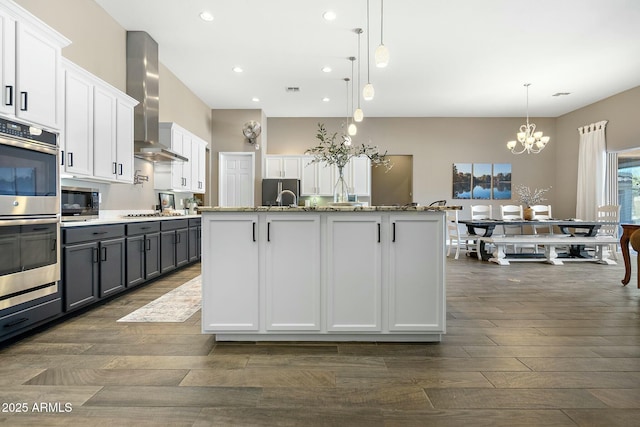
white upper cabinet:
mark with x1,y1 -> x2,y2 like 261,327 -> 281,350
191,138 -> 207,193
61,61 -> 93,177
264,155 -> 302,179
61,58 -> 137,182
156,122 -> 208,192
342,156 -> 371,196
0,2 -> 70,130
301,157 -> 334,196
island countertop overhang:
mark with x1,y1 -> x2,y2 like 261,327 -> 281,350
198,205 -> 461,213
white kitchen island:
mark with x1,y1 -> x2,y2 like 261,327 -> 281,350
199,205 -> 454,342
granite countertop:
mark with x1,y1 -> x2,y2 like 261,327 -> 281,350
61,214 -> 202,227
198,205 -> 461,213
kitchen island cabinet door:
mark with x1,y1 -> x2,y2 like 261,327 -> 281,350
265,215 -> 320,331
99,237 -> 126,298
388,215 -> 445,332
326,215 -> 382,332
202,215 -> 259,331
63,241 -> 99,312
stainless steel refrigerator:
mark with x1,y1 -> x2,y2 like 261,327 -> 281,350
261,179 -> 300,206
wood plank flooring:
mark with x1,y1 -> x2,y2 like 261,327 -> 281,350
0,257 -> 639,426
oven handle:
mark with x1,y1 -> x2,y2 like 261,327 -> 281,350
0,217 -> 59,227
0,137 -> 57,156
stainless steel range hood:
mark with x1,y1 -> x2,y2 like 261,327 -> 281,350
127,31 -> 187,162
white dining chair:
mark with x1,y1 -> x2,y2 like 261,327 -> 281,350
467,205 -> 493,256
500,204 -> 534,253
595,204 -> 621,259
446,210 -> 465,259
530,204 -> 553,234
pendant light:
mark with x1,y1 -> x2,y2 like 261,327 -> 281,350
343,78 -> 353,144
374,0 -> 389,67
363,0 -> 375,101
348,58 -> 357,136
353,28 -> 364,122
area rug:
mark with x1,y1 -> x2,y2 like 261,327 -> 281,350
117,275 -> 201,322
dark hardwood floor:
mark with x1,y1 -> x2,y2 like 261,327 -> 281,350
0,256 -> 639,426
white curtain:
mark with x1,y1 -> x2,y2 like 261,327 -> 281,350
576,120 -> 608,220
605,152 -> 618,206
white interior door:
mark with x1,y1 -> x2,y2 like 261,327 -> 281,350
219,152 -> 255,207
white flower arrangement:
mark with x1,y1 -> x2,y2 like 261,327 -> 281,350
515,184 -> 551,207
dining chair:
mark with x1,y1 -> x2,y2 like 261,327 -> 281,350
530,204 -> 553,234
499,204 -> 534,253
468,205 -> 493,256
446,209 -> 466,259
595,204 -> 621,259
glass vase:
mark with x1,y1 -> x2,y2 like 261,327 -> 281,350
334,167 -> 349,203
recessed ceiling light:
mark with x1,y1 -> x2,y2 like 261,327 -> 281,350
323,10 -> 336,21
199,11 -> 214,22
321,66 -> 332,73
232,66 -> 243,73
322,97 -> 330,102
252,97 -> 260,102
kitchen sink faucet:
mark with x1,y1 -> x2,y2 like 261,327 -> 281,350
276,190 -> 297,207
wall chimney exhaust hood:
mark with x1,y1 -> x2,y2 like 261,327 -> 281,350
127,31 -> 187,162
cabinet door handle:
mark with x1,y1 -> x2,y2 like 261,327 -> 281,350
68,152 -> 74,167
377,223 -> 381,243
118,163 -> 123,175
252,222 -> 256,242
20,91 -> 27,111
392,222 -> 396,242
101,246 -> 107,261
3,317 -> 28,328
145,238 -> 151,251
267,222 -> 271,242
51,238 -> 57,252
92,231 -> 107,235
177,233 -> 181,243
61,150 -> 64,166
92,247 -> 99,263
5,85 -> 13,106
112,162 -> 117,174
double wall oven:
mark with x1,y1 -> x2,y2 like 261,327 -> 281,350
0,117 -> 60,313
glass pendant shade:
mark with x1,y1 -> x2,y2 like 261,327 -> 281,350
363,83 -> 375,101
375,44 -> 389,67
348,123 -> 357,136
353,108 -> 364,122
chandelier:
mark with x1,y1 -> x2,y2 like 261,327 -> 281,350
507,83 -> 550,154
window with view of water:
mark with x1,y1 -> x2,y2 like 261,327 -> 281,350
618,156 -> 640,224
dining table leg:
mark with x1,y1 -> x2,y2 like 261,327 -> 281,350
620,225 -> 640,287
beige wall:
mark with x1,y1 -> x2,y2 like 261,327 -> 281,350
16,0 -> 212,210
268,117 -> 558,219
555,86 -> 640,219
211,109 -> 264,206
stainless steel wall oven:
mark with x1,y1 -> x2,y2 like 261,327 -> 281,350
0,117 -> 60,313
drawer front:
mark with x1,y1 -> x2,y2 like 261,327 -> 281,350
126,221 -> 161,236
188,218 -> 201,227
0,298 -> 62,339
63,224 -> 126,244
161,219 -> 189,231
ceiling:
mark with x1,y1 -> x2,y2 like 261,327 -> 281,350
94,0 -> 640,118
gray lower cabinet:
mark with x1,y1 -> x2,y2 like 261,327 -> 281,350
188,218 -> 201,262
126,222 -> 161,288
62,225 -> 126,312
160,219 -> 189,274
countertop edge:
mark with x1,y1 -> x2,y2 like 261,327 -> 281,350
61,214 -> 202,227
197,206 -> 461,213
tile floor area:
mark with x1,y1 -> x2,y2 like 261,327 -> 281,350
0,258 -> 639,426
